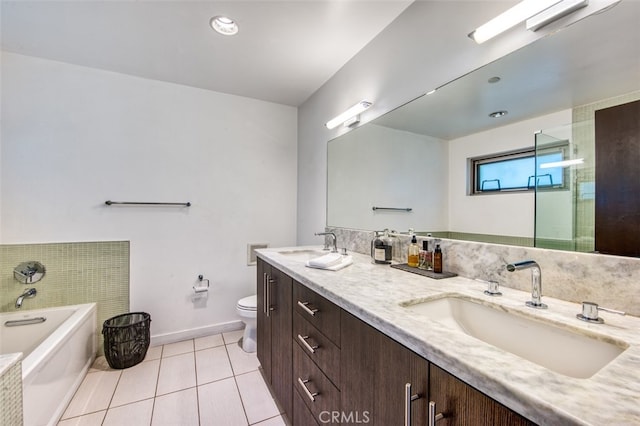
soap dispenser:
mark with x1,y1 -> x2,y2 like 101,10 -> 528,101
407,234 -> 420,267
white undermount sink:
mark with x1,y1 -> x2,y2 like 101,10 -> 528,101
401,295 -> 628,379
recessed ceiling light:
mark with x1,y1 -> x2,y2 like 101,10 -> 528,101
210,16 -> 239,36
489,110 -> 508,118
488,76 -> 501,84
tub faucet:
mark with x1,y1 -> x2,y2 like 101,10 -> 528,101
315,232 -> 338,253
506,260 -> 548,309
16,288 -> 37,309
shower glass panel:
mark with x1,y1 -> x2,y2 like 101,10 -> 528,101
534,120 -> 594,252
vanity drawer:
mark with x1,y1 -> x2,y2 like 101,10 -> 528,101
293,312 -> 341,388
293,281 -> 341,346
293,341 -> 340,420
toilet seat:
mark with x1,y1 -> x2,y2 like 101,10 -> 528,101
237,294 -> 257,311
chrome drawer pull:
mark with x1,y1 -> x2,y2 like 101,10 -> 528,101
428,401 -> 444,426
298,378 -> 319,402
297,334 -> 320,354
297,301 -> 319,316
404,383 -> 420,426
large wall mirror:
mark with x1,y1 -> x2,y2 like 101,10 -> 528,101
327,0 -> 639,255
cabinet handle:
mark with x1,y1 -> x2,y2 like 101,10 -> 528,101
297,301 -> 319,316
404,383 -> 420,426
297,334 -> 320,354
262,273 -> 268,315
297,378 -> 319,402
265,275 -> 275,317
428,401 -> 444,426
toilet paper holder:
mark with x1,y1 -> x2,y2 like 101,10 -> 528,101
193,275 -> 210,293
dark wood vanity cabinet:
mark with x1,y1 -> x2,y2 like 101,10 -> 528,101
341,310 -> 429,425
429,364 -> 535,426
256,258 -> 293,419
257,259 -> 536,425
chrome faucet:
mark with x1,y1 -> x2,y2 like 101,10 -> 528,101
16,287 -> 37,309
315,232 -> 338,253
506,260 -> 548,309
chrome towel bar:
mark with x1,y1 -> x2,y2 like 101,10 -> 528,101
105,201 -> 191,207
372,206 -> 412,212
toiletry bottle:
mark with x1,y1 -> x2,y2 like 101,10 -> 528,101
382,229 -> 393,263
372,231 -> 387,264
433,244 -> 443,273
408,234 -> 420,267
418,240 -> 432,270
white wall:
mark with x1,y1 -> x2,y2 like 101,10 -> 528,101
1,52 -> 298,339
327,124 -> 447,232
448,109 -> 571,238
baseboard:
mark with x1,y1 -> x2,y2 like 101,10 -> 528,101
150,320 -> 244,347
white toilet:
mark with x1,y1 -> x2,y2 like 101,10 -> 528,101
236,294 -> 257,353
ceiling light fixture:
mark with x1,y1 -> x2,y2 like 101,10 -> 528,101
526,0 -> 589,32
489,110 -> 508,118
325,100 -> 373,130
469,0 -> 563,44
210,16 -> 239,36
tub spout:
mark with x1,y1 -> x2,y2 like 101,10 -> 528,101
16,288 -> 37,309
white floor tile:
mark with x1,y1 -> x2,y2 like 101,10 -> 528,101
253,415 -> 287,426
226,342 -> 260,375
151,388 -> 199,426
145,345 -> 163,361
57,411 -> 105,426
88,356 -> 111,373
236,370 -> 280,424
223,329 -> 244,345
156,352 -> 196,395
195,333 -> 224,351
111,359 -> 160,407
198,377 -> 248,426
62,370 -> 121,419
103,398 -> 154,426
196,346 -> 234,385
162,339 -> 194,357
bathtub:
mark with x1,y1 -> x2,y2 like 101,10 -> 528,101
0,303 -> 97,426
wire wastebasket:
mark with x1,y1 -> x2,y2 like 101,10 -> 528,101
102,312 -> 151,369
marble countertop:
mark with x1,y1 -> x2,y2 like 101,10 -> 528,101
257,246 -> 640,426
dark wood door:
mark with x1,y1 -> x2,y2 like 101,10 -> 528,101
341,310 -> 429,425
269,266 -> 293,420
256,258 -> 271,382
595,99 -> 640,257
429,364 -> 535,426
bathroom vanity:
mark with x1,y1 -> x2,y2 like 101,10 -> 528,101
256,247 -> 640,426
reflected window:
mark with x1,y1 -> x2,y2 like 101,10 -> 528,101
470,146 -> 567,194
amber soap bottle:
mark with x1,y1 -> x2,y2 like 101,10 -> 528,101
433,244 -> 443,273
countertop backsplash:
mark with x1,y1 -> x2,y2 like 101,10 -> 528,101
327,227 -> 640,317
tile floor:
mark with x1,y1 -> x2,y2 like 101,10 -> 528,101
58,330 -> 286,426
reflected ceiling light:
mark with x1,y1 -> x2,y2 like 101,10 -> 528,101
469,0 -> 563,44
325,100 -> 373,129
210,16 -> 239,36
540,158 -> 585,169
526,0 -> 589,32
489,110 -> 508,118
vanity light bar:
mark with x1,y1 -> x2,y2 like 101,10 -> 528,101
526,0 -> 588,32
325,100 -> 372,130
469,0 -> 564,44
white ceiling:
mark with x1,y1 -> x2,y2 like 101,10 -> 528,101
0,1 -> 413,106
